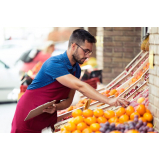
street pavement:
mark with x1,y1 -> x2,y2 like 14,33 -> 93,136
0,103 -> 17,133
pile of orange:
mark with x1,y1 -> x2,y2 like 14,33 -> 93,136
60,108 -> 106,133
60,97 -> 154,133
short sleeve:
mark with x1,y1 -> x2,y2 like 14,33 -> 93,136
45,61 -> 70,80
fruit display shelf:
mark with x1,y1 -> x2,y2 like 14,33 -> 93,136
127,84 -> 149,102
125,51 -> 148,72
128,53 -> 149,76
105,70 -> 127,89
133,57 -> 149,77
119,77 -> 148,99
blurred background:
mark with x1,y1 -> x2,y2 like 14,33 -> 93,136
0,27 -> 100,132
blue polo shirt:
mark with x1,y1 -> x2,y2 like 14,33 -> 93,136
27,51 -> 81,90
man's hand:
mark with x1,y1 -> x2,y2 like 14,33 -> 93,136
43,104 -> 57,114
108,97 -> 130,107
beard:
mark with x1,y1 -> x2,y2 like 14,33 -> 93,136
72,48 -> 87,64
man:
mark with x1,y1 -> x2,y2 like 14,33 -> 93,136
11,29 -> 129,133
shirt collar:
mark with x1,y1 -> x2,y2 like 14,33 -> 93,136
61,51 -> 77,72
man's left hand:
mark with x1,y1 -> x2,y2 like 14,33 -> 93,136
43,104 -> 57,114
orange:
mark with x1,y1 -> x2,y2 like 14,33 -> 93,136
60,125 -> 67,131
126,106 -> 135,116
132,78 -> 137,83
82,127 -> 92,133
68,118 -> 76,124
146,109 -> 151,114
110,130 -> 121,133
95,131 -> 101,133
116,107 -> 126,118
97,117 -> 107,124
66,123 -> 76,132
119,115 -> 129,123
93,109 -> 104,117
105,90 -> 110,94
137,97 -> 145,104
77,122 -> 87,131
126,130 -> 139,133
72,130 -> 81,133
85,117 -> 97,126
72,109 -> 82,117
109,89 -> 117,96
61,129 -> 70,133
104,110 -> 115,119
136,104 -> 146,116
90,123 -> 100,132
115,122 -> 120,127
143,113 -> 153,122
130,112 -> 140,120
82,109 -> 93,118
138,117 -> 147,122
147,123 -> 153,128
74,116 -> 84,125
108,117 -> 119,123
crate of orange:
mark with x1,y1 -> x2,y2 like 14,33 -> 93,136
125,51 -> 148,72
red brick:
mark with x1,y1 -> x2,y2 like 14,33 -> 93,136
104,31 -> 123,36
135,37 -> 141,42
124,42 -> 140,47
112,68 -> 124,73
102,73 -> 118,78
103,68 -> 112,73
123,48 -> 134,52
123,53 -> 134,58
112,52 -> 123,57
112,57 -> 123,62
134,47 -> 141,54
135,27 -> 141,31
104,52 -> 113,57
102,78 -> 113,84
104,62 -> 123,68
103,47 -> 113,52
114,47 -> 123,52
123,31 -> 141,36
104,27 -> 113,31
113,27 -> 133,31
104,37 -> 113,42
123,58 -> 133,63
114,36 -> 133,42
104,42 -> 123,47
103,57 -> 112,62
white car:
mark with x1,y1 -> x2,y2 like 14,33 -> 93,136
0,59 -> 21,102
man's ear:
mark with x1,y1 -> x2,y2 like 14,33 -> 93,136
71,43 -> 76,51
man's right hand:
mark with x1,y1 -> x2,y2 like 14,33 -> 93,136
108,97 -> 130,107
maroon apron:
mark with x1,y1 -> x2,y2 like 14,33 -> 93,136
11,80 -> 71,133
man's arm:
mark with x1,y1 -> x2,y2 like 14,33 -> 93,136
56,74 -> 129,107
43,89 -> 75,114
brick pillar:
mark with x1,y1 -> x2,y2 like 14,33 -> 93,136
96,27 -> 104,71
98,27 -> 141,84
88,27 -> 97,58
148,27 -> 159,132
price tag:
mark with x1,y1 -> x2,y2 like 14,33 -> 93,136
149,50 -> 154,69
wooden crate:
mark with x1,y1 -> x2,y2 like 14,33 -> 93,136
125,51 -> 148,71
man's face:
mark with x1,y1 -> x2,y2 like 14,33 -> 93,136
72,40 -> 93,64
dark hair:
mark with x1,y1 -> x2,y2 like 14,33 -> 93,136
68,29 -> 96,48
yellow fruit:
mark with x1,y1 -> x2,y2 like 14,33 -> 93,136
137,97 -> 145,104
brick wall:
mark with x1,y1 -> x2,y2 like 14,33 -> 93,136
96,27 -> 141,84
148,27 -> 159,132
88,27 -> 97,58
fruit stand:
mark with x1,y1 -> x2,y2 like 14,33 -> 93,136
54,35 -> 158,133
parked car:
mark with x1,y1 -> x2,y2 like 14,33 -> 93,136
0,59 -> 21,102
0,40 -> 33,67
